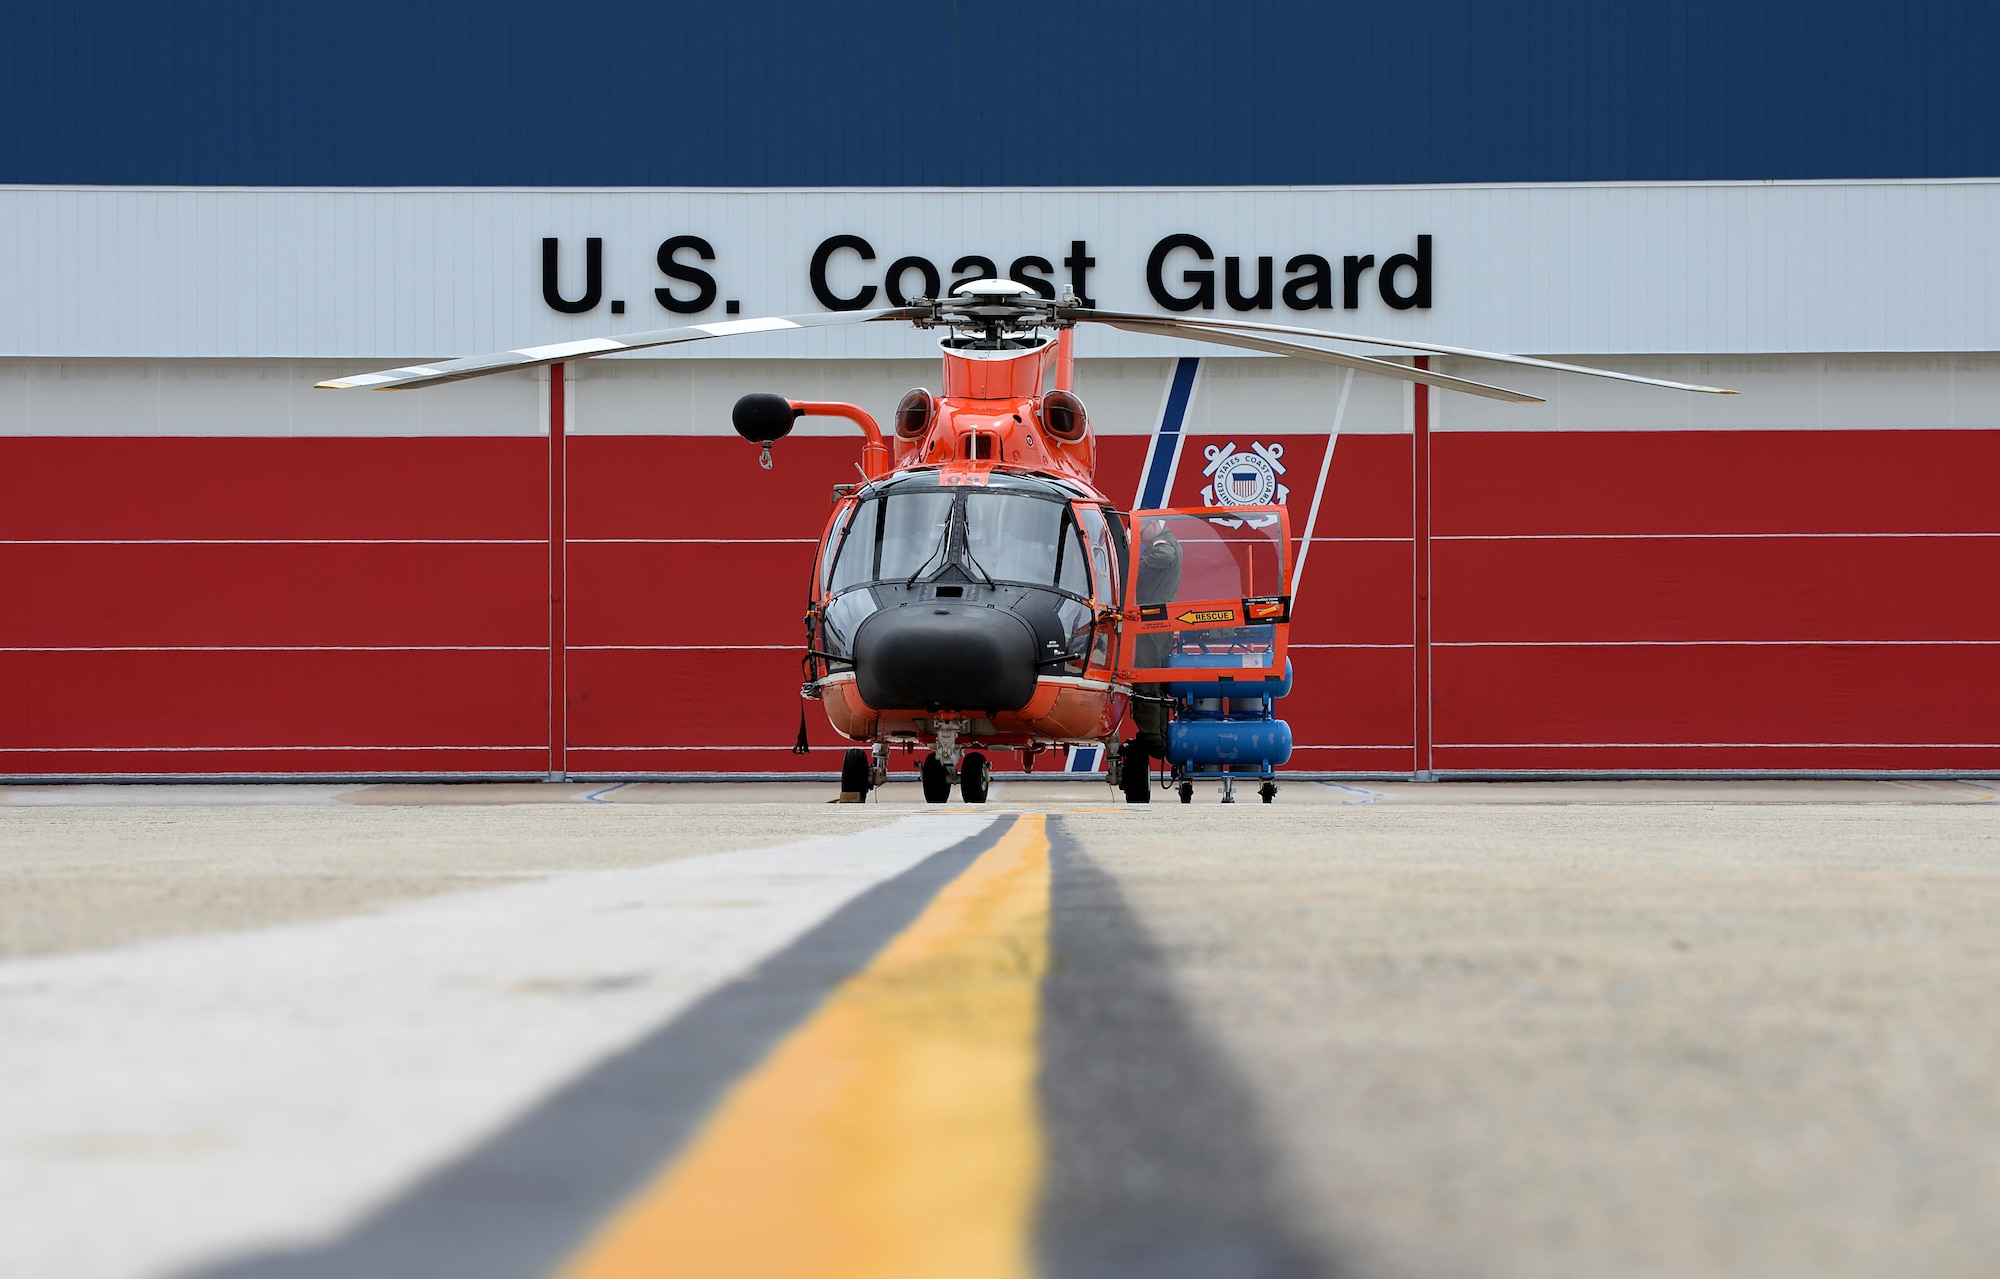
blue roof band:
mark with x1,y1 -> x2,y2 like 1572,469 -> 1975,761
1,1 -> 1995,187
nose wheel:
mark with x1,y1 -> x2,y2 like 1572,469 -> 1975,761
920,753 -> 952,804
959,751 -> 991,804
918,749 -> 992,803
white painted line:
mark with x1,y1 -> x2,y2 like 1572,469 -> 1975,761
691,317 -> 800,337
564,538 -> 819,544
567,645 -> 797,651
1290,744 -> 1419,750
1287,366 -> 1353,600
1433,531 -> 2000,540
564,745 -> 816,752
0,540 -> 545,546
0,745 -> 543,753
1,647 -> 544,653
0,813 -> 996,1279
1437,742 -> 2000,749
0,784 -> 370,806
512,338 -> 625,360
1431,639 -> 2000,647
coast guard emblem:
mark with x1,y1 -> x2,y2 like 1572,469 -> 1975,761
1201,441 -> 1289,508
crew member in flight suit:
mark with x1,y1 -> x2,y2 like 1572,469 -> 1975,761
1122,517 -> 1181,799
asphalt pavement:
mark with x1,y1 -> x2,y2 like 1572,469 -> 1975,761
3,779 -> 1996,1278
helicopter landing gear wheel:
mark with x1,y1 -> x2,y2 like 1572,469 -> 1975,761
920,753 -> 952,804
1178,780 -> 1194,804
959,751 -> 991,804
838,748 -> 872,803
1260,782 -> 1278,804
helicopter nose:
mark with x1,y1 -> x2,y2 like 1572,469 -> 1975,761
852,604 -> 1038,713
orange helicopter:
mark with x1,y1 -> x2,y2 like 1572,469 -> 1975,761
322,279 -> 1732,803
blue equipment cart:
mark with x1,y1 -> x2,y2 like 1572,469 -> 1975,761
1162,641 -> 1294,803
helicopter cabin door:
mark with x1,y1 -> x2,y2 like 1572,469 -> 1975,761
1124,506 -> 1291,684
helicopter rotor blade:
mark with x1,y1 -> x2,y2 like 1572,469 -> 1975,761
1092,317 -> 1546,404
1073,310 -> 1738,396
315,306 -> 927,390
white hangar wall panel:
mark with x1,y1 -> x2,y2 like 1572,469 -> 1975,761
2,183 -> 2000,358
4,181 -> 2000,777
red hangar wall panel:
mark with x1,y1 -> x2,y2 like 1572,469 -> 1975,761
2,184 -> 1998,778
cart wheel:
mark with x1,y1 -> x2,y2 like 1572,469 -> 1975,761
1259,781 -> 1278,804
959,752 -> 991,804
1178,780 -> 1194,804
838,748 -> 872,803
920,753 -> 952,804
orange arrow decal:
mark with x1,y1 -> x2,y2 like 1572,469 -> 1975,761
1175,607 -> 1240,626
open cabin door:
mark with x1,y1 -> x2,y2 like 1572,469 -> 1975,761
1123,506 -> 1291,683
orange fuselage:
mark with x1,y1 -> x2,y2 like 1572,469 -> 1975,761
799,332 -> 1130,754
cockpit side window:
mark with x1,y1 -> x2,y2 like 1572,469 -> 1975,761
1077,506 -> 1119,605
1054,508 -> 1092,598
825,498 -> 880,594
1102,508 -> 1131,594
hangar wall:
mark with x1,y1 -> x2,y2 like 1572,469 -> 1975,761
4,182 -> 1997,777
6,350 -> 1997,777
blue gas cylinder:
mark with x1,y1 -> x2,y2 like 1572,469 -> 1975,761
1165,657 -> 1293,702
1167,717 -> 1294,768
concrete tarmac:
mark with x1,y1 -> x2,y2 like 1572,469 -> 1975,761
3,779 -> 1997,1277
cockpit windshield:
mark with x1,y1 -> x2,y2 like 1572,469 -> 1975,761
823,480 -> 1096,598
963,492 -> 1065,586
826,491 -> 947,592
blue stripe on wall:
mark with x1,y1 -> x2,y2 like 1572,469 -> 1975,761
1137,358 -> 1201,511
1,1 -> 1996,186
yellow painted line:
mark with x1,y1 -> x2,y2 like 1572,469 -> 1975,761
557,813 -> 1052,1279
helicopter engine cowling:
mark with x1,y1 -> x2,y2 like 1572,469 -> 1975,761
851,603 -> 1039,714
894,388 -> 935,439
1040,389 -> 1088,442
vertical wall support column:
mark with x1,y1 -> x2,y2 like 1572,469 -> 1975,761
1413,357 -> 1433,781
548,362 -> 568,781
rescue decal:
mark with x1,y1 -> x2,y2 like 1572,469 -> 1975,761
1132,592 -> 1290,634
1133,596 -> 1262,633
1176,607 -> 1241,626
